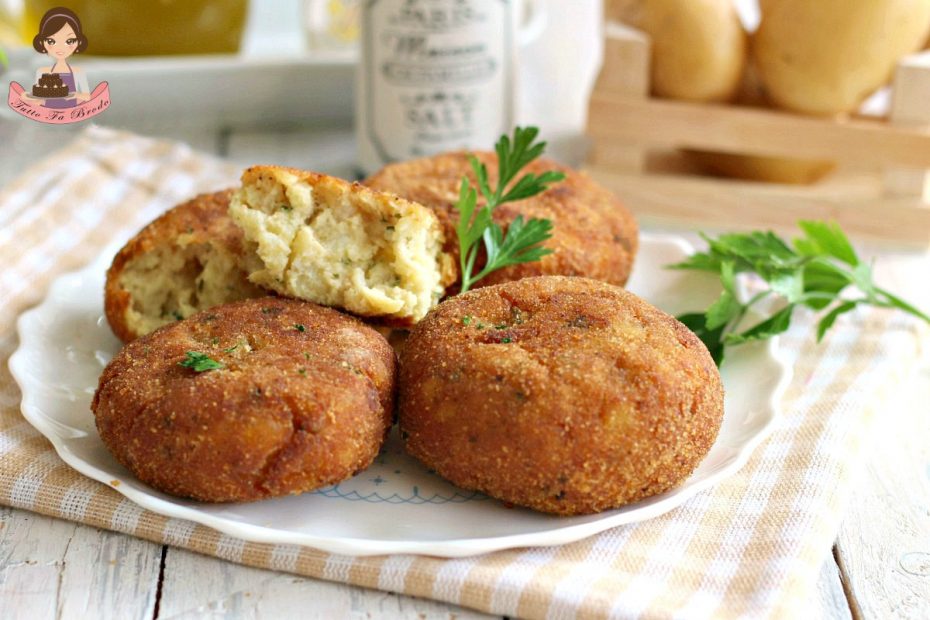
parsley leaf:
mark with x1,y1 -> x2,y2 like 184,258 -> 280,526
677,312 -> 727,366
724,304 -> 795,345
453,127 -> 565,293
670,220 -> 930,366
178,351 -> 224,372
816,300 -> 858,342
795,220 -> 859,266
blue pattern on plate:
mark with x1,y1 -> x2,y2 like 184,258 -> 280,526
308,428 -> 489,504
311,484 -> 487,504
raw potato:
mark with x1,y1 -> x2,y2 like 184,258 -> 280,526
683,65 -> 835,184
753,0 -> 930,114
609,0 -> 747,102
683,150 -> 835,185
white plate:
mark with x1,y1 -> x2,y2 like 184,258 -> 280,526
9,235 -> 791,557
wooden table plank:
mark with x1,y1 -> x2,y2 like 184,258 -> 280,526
1,503 -> 853,620
817,556 -> 854,620
0,507 -> 74,619
837,368 -> 930,620
157,546 -> 495,619
834,365 -> 930,620
0,507 -> 162,620
832,248 -> 930,620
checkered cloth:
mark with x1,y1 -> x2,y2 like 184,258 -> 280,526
0,127 -> 924,619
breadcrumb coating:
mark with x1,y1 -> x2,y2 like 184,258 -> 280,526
398,276 -> 723,515
93,297 -> 396,503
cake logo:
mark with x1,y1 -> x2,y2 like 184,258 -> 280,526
6,7 -> 110,124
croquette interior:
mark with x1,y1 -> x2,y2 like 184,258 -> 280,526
230,167 -> 450,322
116,239 -> 263,338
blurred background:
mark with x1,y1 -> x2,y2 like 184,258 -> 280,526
0,0 -> 604,182
0,0 -> 364,182
1,0 -> 929,241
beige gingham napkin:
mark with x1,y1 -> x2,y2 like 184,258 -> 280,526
0,127 -> 925,619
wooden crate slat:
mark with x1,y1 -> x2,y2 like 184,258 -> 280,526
586,166 -> 930,246
588,95 -> 930,169
587,23 -> 930,244
884,51 -> 930,199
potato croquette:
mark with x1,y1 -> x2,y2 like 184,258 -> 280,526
398,276 -> 724,515
105,190 -> 264,342
365,152 -> 639,289
93,297 -> 396,503
229,166 -> 455,324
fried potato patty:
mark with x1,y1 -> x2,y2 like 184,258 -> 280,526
93,297 -> 396,503
230,166 -> 455,324
365,152 -> 639,289
398,276 -> 723,515
105,190 -> 264,342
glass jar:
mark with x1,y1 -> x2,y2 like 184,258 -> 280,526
20,0 -> 247,56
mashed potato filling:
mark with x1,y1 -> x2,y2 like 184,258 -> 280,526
230,167 -> 449,322
120,240 -> 262,337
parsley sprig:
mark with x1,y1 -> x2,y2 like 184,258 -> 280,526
178,351 -> 224,372
453,127 -> 565,293
671,220 -> 930,366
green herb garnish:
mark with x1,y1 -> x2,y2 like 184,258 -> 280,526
671,220 -> 930,367
178,351 -> 224,372
294,324 -> 306,332
453,127 -> 564,293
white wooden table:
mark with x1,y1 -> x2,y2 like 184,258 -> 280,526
0,119 -> 928,620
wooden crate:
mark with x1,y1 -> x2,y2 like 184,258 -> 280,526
585,22 -> 930,246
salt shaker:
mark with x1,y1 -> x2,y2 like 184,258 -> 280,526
356,0 -> 545,176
